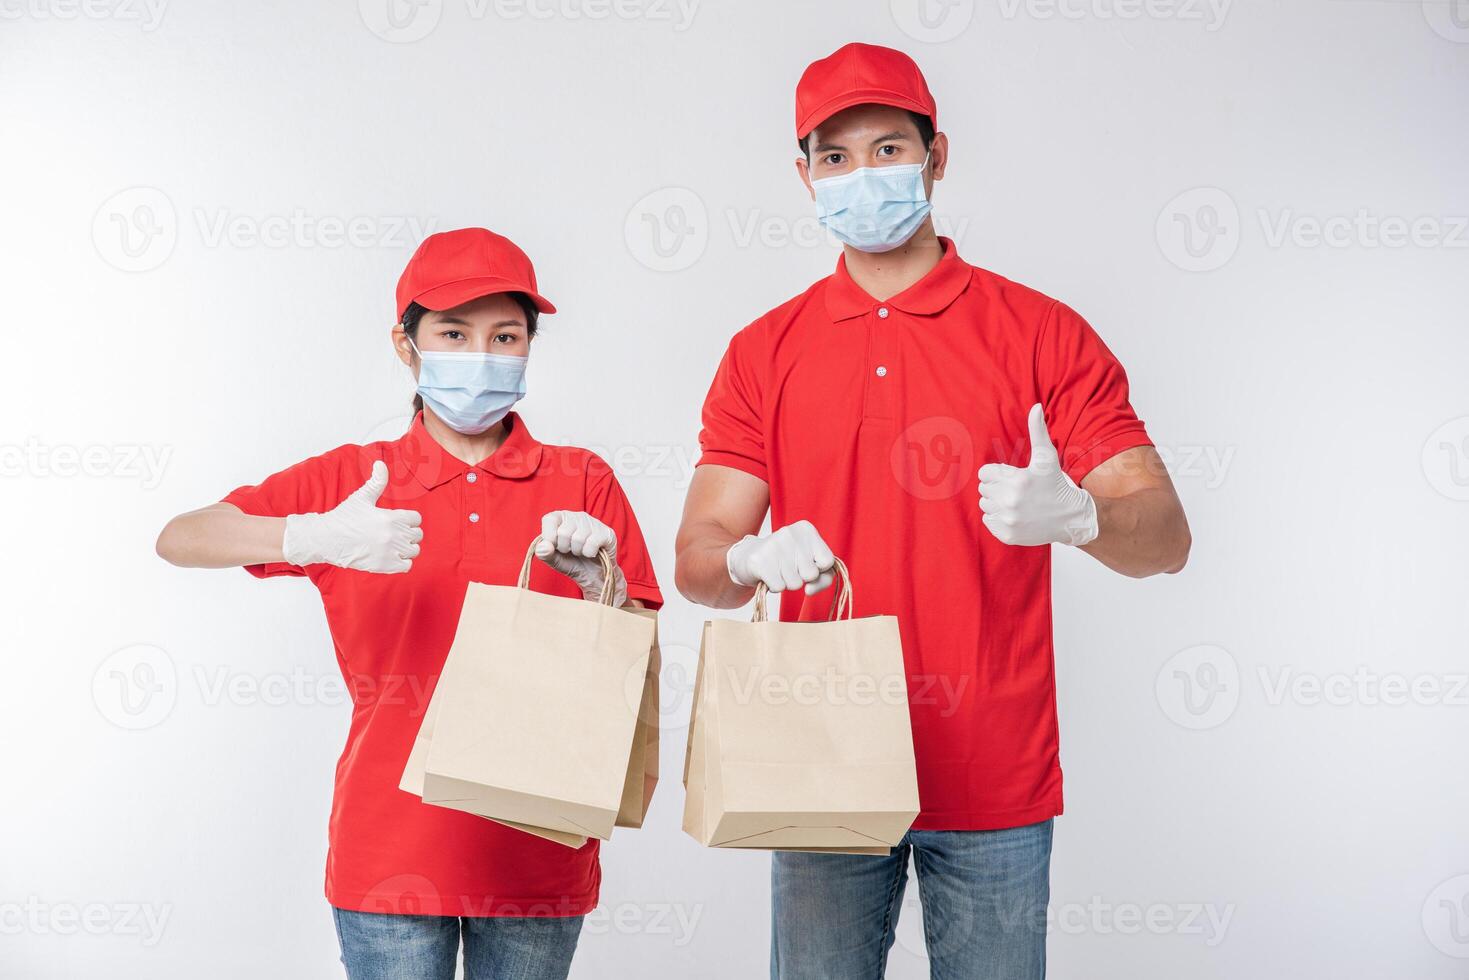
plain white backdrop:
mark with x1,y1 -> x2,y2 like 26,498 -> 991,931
3,0 -> 1468,977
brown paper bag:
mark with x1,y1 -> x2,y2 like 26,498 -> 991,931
402,538 -> 655,843
615,608 -> 660,829
682,558 -> 919,853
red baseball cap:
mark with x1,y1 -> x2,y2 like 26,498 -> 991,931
795,43 -> 937,140
395,227 -> 556,320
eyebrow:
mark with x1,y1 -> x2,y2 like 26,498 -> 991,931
812,131 -> 911,154
430,316 -> 524,329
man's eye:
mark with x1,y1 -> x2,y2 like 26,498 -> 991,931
823,153 -> 844,166
878,145 -> 897,156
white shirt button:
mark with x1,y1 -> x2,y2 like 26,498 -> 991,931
468,512 -> 480,523
466,471 -> 478,483
877,307 -> 889,318
876,365 -> 888,377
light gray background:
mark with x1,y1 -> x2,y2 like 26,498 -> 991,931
4,0 -> 1467,976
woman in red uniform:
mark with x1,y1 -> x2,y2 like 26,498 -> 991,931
155,227 -> 663,980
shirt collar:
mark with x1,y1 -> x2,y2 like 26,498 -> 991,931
396,410 -> 544,491
823,237 -> 973,322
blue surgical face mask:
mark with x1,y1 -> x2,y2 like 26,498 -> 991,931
408,336 -> 527,435
811,152 -> 932,253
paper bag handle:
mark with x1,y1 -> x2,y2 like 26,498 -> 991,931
517,536 -> 620,607
751,556 -> 853,623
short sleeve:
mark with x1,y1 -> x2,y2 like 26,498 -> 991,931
221,446 -> 361,579
1035,302 -> 1153,484
584,457 -> 664,610
696,327 -> 768,482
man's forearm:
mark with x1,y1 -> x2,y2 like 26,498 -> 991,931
674,523 -> 757,609
1081,488 -> 1191,578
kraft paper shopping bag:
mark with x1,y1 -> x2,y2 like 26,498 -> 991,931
402,537 -> 655,843
615,608 -> 660,829
682,558 -> 919,853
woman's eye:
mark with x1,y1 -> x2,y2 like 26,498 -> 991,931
495,333 -> 516,345
442,330 -> 464,341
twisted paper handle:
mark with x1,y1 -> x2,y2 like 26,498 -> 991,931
517,535 -> 618,607
751,556 -> 852,623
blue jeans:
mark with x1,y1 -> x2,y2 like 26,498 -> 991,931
332,907 -> 583,980
771,820 -> 1053,980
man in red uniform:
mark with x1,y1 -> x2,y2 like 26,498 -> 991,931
674,43 -> 1190,979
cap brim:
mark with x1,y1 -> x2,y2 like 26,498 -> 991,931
413,276 -> 557,316
797,90 -> 934,139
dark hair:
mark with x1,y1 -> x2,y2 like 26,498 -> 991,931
402,293 -> 540,414
799,109 -> 934,160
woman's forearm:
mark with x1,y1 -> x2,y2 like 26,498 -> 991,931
156,503 -> 288,569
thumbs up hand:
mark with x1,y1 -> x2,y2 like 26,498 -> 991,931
977,404 -> 1099,547
282,460 -> 424,573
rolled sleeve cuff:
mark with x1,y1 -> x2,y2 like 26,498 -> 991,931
1063,428 -> 1154,485
695,450 -> 768,484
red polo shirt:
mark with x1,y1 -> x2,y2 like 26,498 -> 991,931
697,239 -> 1151,830
223,412 -> 662,916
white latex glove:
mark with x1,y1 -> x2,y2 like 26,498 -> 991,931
726,519 -> 836,595
281,461 -> 423,573
536,510 -> 627,605
978,403 -> 1099,547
